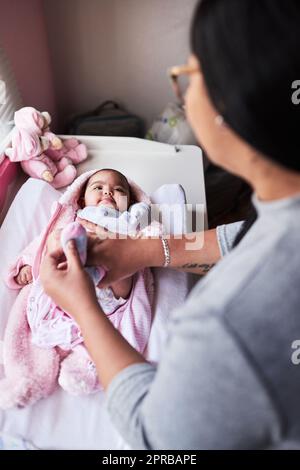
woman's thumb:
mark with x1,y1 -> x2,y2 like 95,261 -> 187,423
66,240 -> 82,269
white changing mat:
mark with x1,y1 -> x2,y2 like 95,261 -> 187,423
0,178 -> 191,450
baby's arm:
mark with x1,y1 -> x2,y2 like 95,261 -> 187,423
14,265 -> 33,286
5,234 -> 42,289
9,226 -> 69,287
110,276 -> 133,300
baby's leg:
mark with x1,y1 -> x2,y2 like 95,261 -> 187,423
21,159 -> 56,183
58,344 -> 102,395
56,156 -> 72,171
52,165 -> 77,189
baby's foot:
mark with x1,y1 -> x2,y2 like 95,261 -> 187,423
58,347 -> 102,395
42,170 -> 54,182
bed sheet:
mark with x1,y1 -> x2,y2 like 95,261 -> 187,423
0,178 -> 191,449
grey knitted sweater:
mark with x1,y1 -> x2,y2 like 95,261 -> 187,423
105,194 -> 300,449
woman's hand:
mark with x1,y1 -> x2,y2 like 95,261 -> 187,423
77,217 -> 162,288
46,228 -> 63,253
39,241 -> 99,319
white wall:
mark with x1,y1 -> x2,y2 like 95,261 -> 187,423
43,0 -> 198,131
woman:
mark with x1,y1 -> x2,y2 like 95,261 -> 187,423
40,0 -> 300,449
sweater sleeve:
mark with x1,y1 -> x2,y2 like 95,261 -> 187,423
216,221 -> 244,257
105,307 -> 281,450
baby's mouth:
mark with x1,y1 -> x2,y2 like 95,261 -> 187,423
99,197 -> 115,206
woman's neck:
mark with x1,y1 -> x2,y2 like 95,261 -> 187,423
243,155 -> 300,202
255,172 -> 300,202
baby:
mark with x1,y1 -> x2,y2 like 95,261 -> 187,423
16,169 -> 149,306
1,168 -> 155,407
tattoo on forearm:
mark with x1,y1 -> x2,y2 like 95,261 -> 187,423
180,263 -> 215,273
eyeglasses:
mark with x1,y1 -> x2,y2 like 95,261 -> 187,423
168,64 -> 200,106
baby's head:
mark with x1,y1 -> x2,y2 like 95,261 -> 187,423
80,169 -> 132,212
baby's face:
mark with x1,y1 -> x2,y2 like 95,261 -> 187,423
84,170 -> 130,212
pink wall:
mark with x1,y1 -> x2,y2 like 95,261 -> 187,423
0,0 -> 57,129
43,0 -> 197,130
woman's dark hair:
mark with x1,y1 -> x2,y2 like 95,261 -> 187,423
191,0 -> 300,244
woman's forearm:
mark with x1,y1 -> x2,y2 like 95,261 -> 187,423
143,228 -> 221,275
78,304 -> 147,390
74,229 -> 221,389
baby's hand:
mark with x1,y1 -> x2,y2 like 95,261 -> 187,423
15,265 -> 33,286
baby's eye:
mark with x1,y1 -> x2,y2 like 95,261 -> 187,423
116,187 -> 125,193
94,186 -> 102,191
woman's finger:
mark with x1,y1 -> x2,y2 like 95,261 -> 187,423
65,240 -> 83,270
46,229 -> 63,252
53,228 -> 63,240
49,247 -> 66,264
41,248 -> 65,278
77,217 -> 114,240
94,225 -> 114,240
57,261 -> 67,270
76,217 -> 97,232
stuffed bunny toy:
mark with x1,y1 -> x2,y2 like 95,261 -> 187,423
5,107 -> 87,189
